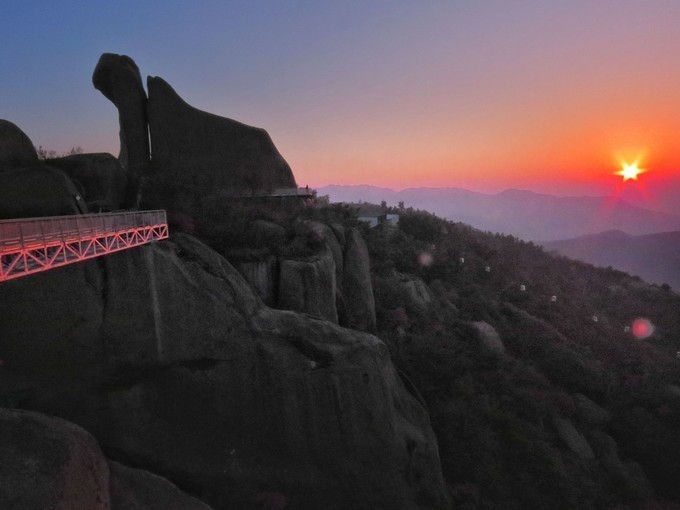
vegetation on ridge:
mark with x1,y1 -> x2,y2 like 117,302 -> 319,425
359,206 -> 680,509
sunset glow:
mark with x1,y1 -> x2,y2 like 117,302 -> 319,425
2,2 -> 680,214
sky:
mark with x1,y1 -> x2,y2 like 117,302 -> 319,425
2,1 -> 680,213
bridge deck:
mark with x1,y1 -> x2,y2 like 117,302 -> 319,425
0,210 -> 168,282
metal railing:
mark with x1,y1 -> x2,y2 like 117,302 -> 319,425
0,210 -> 168,282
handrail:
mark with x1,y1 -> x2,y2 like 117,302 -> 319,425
0,210 -> 167,250
0,210 -> 169,282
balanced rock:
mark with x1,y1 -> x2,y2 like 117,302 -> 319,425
93,53 -> 149,207
145,76 -> 296,214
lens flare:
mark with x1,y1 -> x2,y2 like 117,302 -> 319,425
631,318 -> 654,339
417,252 -> 433,267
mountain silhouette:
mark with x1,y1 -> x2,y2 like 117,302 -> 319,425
319,185 -> 680,241
545,230 -> 680,291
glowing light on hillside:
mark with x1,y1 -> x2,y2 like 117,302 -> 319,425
615,160 -> 645,181
631,318 -> 654,339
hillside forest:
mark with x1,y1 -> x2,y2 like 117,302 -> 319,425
207,198 -> 680,509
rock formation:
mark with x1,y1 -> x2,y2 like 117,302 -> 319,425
226,219 -> 377,331
471,321 -> 505,356
553,417 -> 595,459
48,153 -> 127,211
278,247 -> 338,322
0,164 -> 87,219
93,53 -> 150,208
0,119 -> 39,169
342,228 -> 377,332
0,408 -> 215,509
144,76 -> 296,214
0,408 -> 110,510
0,233 -> 448,509
109,461 -> 213,510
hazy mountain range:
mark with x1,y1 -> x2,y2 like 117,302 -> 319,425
318,185 -> 680,242
545,230 -> 680,291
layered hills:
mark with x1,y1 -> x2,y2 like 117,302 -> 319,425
545,230 -> 680,292
319,185 -> 680,242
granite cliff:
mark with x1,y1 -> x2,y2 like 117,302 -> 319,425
0,54 -> 448,508
0,232 -> 447,508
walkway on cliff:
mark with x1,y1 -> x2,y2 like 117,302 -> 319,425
0,210 -> 168,282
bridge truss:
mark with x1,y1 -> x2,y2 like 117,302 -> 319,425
0,210 -> 168,283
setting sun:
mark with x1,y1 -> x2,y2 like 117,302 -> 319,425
616,161 -> 645,181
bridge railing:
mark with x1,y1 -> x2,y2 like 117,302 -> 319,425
0,210 -> 167,252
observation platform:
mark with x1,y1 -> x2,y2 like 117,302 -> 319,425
0,210 -> 168,283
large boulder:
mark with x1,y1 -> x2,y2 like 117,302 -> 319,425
0,119 -> 39,169
0,233 -> 448,509
144,76 -> 296,215
48,153 -> 127,211
0,408 -> 110,510
553,417 -> 595,459
0,164 -> 87,219
92,53 -> 149,207
471,321 -> 505,356
343,228 -> 377,332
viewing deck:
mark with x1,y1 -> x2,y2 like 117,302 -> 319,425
221,187 -> 316,199
0,210 -> 168,282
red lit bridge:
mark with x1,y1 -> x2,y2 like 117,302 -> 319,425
0,210 -> 168,283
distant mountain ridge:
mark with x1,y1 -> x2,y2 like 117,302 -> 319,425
318,185 -> 680,242
545,230 -> 680,291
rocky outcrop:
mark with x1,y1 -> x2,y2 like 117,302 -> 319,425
109,461 -> 212,510
0,233 -> 448,509
233,255 -> 278,305
0,119 -> 39,169
553,417 -> 594,459
0,408 -> 215,509
342,228 -> 376,332
574,393 -> 610,426
145,76 -> 296,215
92,53 -> 149,207
0,408 -> 110,510
0,121 -> 89,219
471,321 -> 505,356
48,153 -> 127,211
278,247 -> 338,322
247,219 -> 288,249
0,164 -> 87,219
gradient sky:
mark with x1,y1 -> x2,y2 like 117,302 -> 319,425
2,1 -> 680,213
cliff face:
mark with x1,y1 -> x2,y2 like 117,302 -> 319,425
0,234 -> 448,509
229,220 -> 377,334
0,408 -> 213,510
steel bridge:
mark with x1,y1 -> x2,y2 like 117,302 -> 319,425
0,210 -> 168,283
